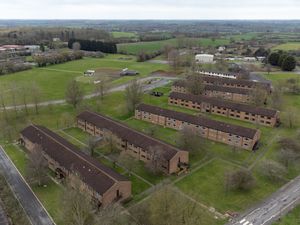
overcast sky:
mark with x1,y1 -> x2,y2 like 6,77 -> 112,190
1,0 -> 299,20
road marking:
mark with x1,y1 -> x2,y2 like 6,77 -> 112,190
248,207 -> 260,216
239,219 -> 246,223
243,221 -> 249,225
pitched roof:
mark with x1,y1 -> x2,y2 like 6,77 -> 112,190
77,111 -> 185,160
20,125 -> 128,195
202,76 -> 271,90
173,80 -> 251,95
136,103 -> 259,139
169,92 -> 278,117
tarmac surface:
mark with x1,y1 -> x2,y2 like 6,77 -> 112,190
0,146 -> 55,225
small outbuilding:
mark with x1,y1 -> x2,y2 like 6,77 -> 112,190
195,54 -> 214,63
120,68 -> 139,76
84,70 -> 96,76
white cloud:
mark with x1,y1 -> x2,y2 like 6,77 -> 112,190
0,0 -> 299,19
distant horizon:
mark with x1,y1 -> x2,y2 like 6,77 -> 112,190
0,0 -> 299,20
1,19 -> 300,21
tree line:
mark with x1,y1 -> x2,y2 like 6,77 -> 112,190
268,51 -> 297,71
0,61 -> 32,75
68,39 -> 117,53
33,51 -> 84,67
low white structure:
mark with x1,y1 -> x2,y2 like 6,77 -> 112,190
243,57 -> 257,62
218,46 -> 226,52
195,54 -> 214,63
84,70 -> 95,76
197,70 -> 238,79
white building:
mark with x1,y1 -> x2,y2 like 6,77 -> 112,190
218,46 -> 226,52
195,54 -> 214,63
84,70 -> 95,76
197,70 -> 238,79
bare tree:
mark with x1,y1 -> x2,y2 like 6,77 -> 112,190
26,145 -> 50,186
103,131 -> 119,154
281,108 -> 298,128
124,80 -> 143,114
250,86 -> 268,107
95,77 -> 109,101
270,84 -> 283,110
278,137 -> 300,167
65,79 -> 84,108
168,49 -> 181,72
19,83 -> 30,115
9,83 -> 19,117
61,175 -> 95,225
146,146 -> 165,174
86,136 -> 98,157
117,152 -> 137,177
132,185 -> 203,225
225,169 -> 256,192
0,90 -> 8,121
186,74 -> 205,95
72,42 -> 81,51
95,203 -> 132,225
30,82 -> 41,114
258,160 -> 287,182
177,126 -> 207,156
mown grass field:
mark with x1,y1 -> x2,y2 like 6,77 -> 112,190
272,42 -> 300,51
0,54 -> 169,105
111,31 -> 138,38
117,37 -> 230,54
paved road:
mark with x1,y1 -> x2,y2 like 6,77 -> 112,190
0,201 -> 9,225
228,176 -> 300,225
1,76 -> 178,111
0,146 -> 55,225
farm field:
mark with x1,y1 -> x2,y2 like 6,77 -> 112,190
111,31 -> 138,38
272,42 -> 300,51
117,37 -> 230,54
0,54 -> 169,105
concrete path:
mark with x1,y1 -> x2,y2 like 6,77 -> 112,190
0,146 -> 55,225
228,176 -> 300,225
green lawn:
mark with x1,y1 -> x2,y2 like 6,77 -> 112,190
273,205 -> 300,225
272,42 -> 300,51
118,38 -> 230,55
62,127 -> 90,144
112,31 -> 138,38
3,144 -> 28,174
261,72 -> 300,82
0,54 -> 169,105
32,181 -> 64,225
176,159 -> 280,213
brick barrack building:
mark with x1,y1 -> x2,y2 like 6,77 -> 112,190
169,92 -> 280,127
201,75 -> 271,92
135,104 -> 261,150
77,111 -> 189,174
20,125 -> 131,206
172,80 -> 254,103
